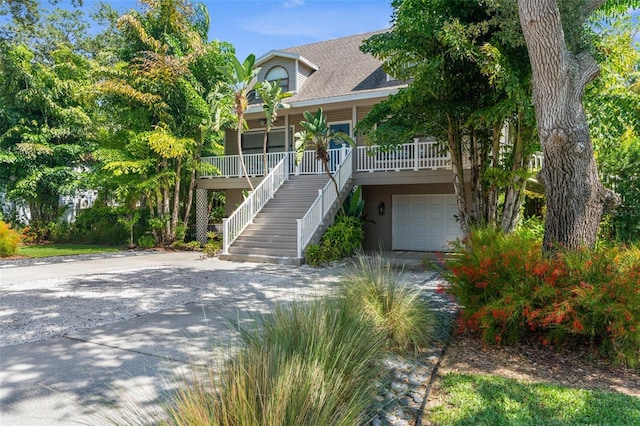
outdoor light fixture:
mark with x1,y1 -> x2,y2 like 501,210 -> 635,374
378,202 -> 386,216
258,118 -> 277,126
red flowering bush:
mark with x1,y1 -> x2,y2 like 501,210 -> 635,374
442,227 -> 640,368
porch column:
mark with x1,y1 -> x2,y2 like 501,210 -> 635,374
195,188 -> 208,247
285,113 -> 290,151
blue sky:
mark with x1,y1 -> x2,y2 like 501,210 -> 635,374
52,0 -> 394,60
29,1 -> 640,58
207,0 -> 394,59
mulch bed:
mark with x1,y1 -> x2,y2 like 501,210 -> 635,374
433,333 -> 640,398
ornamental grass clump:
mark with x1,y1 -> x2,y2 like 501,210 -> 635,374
443,227 -> 640,368
339,253 -> 435,351
164,299 -> 386,426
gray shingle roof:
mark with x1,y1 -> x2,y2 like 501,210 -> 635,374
261,30 -> 406,104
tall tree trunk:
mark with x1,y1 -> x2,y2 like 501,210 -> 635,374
183,167 -> 196,227
486,123 -> 502,225
170,157 -> 182,242
447,115 -> 470,237
469,127 -> 483,226
501,114 -> 527,233
236,101 -> 254,191
151,192 -> 161,243
183,128 -> 204,227
323,156 -> 341,211
163,186 -> 171,244
263,127 -> 269,175
517,0 -> 619,251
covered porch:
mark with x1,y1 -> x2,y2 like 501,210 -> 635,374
198,138 -> 455,180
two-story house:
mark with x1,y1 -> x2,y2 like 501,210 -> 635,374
195,30 -> 467,264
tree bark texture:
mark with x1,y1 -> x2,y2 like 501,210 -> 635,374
517,0 -> 619,250
170,157 -> 182,242
236,95 -> 254,192
469,127 -> 483,226
487,124 -> 502,225
447,116 -> 470,237
501,117 -> 528,233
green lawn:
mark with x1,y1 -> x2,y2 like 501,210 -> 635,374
428,373 -> 640,425
17,244 -> 123,258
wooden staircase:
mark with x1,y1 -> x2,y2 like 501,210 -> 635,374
219,174 -> 332,265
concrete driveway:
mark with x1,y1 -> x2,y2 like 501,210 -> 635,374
0,251 -> 441,425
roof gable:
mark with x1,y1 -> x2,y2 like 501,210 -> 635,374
255,50 -> 319,71
250,30 -> 406,109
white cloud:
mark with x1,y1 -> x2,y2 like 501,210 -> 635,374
284,0 -> 304,8
239,4 -> 391,40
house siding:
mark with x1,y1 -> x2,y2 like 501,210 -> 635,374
325,109 -> 352,125
225,131 -> 237,155
297,63 -> 314,92
225,189 -> 244,217
356,105 -> 373,145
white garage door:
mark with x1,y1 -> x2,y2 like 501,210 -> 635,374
392,195 -> 462,251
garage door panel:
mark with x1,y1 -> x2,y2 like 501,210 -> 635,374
429,211 -> 444,220
392,195 -> 462,251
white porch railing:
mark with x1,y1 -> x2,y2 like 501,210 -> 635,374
222,154 -> 290,254
288,147 -> 345,175
297,148 -> 353,259
200,152 -> 287,178
529,152 -> 543,171
202,141 -> 544,179
498,142 -> 544,173
355,138 -> 451,172
201,149 -> 347,178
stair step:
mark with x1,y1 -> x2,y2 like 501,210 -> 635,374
223,173 -> 342,264
232,241 -> 296,250
228,246 -> 298,257
246,228 -> 297,235
218,253 -> 302,266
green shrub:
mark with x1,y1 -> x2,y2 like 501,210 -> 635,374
165,299 -> 386,425
339,253 -> 435,351
304,243 -> 332,267
170,240 -> 201,251
186,240 -> 201,250
0,221 -> 21,257
71,206 -> 129,245
49,221 -> 76,243
202,232 -> 222,257
137,235 -> 156,249
175,223 -> 188,242
21,220 -> 52,243
442,227 -> 640,368
515,215 -> 544,242
305,215 -> 364,267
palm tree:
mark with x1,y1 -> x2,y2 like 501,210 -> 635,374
294,108 -> 354,200
255,79 -> 292,173
218,54 -> 260,191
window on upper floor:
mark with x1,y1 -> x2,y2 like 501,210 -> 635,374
265,66 -> 289,92
241,127 -> 292,154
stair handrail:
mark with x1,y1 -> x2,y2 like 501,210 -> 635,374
296,148 -> 353,258
222,154 -> 289,255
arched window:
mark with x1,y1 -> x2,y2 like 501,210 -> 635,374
265,66 -> 289,92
